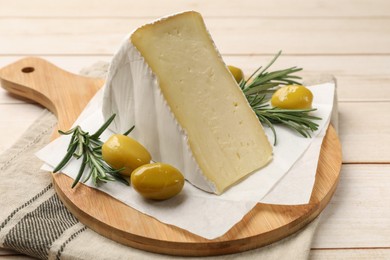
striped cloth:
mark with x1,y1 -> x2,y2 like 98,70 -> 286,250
0,63 -> 327,260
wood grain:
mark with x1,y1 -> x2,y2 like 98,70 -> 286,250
313,165 -> 390,248
338,102 -> 390,163
0,57 -> 342,256
0,104 -> 43,154
1,18 -> 390,55
1,0 -> 389,18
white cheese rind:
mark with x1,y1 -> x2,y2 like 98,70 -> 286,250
103,37 -> 217,193
103,11 -> 272,194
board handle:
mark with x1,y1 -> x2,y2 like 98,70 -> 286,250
0,57 -> 104,130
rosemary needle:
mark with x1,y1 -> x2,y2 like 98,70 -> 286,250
53,114 -> 131,188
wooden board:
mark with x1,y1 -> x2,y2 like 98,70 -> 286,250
0,57 -> 342,256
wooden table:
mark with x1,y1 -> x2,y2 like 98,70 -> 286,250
1,0 -> 389,259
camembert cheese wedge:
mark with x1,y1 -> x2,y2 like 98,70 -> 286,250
103,11 -> 272,194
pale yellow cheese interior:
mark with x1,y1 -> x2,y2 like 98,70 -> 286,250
131,11 -> 272,194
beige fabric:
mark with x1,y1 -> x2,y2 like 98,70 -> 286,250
0,63 -> 330,260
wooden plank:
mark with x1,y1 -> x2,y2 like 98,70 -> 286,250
0,0 -> 389,18
2,55 -> 390,103
223,55 -> 390,102
0,104 -> 44,154
1,18 -> 390,55
312,164 -> 390,248
339,102 -> 390,163
310,249 -> 390,259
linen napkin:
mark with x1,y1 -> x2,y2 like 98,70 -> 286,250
0,63 -> 336,259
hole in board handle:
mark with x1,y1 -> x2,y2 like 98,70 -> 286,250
21,67 -> 35,73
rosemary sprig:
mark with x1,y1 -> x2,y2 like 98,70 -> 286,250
240,51 -> 302,94
241,51 -> 321,145
53,114 -> 131,188
255,107 -> 321,145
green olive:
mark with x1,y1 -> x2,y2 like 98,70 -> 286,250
102,134 -> 151,176
131,163 -> 185,200
271,85 -> 313,109
227,65 -> 244,83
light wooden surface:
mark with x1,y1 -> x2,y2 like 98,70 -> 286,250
0,0 -> 389,258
